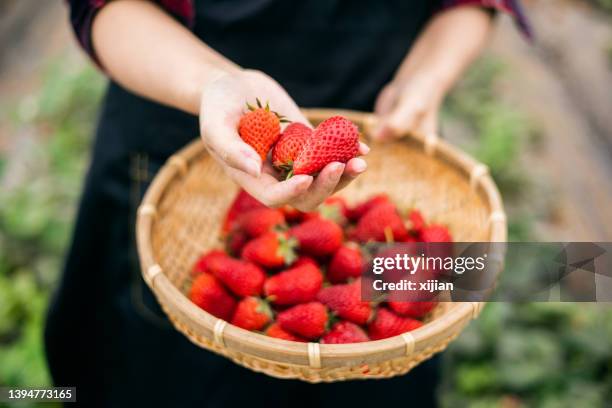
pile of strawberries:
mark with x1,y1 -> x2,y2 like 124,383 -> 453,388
237,99 -> 360,177
189,189 -> 453,344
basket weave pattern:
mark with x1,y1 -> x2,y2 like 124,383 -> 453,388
136,109 -> 506,382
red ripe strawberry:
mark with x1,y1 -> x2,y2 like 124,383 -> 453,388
189,273 -> 236,320
353,202 -> 408,243
288,218 -> 343,257
321,321 -> 369,344
272,122 -> 312,169
279,205 -> 305,222
227,230 -> 249,256
388,301 -> 437,319
277,302 -> 329,340
293,116 -> 360,176
367,308 -> 423,340
238,99 -> 282,161
241,231 -> 297,269
292,256 -> 318,268
347,194 -> 390,221
317,279 -> 371,325
207,254 -> 266,297
222,189 -> 265,233
231,297 -> 272,331
303,196 -> 349,224
407,209 -> 425,234
327,244 -> 364,283
235,208 -> 285,237
265,323 -> 307,342
192,249 -> 227,276
264,263 -> 323,305
420,224 -> 453,242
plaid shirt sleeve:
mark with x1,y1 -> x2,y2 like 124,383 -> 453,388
66,0 -> 194,68
439,0 -> 532,39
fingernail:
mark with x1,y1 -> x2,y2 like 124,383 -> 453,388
360,144 -> 371,154
353,160 -> 367,173
245,160 -> 261,177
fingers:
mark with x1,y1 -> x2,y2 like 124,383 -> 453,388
225,164 -> 313,207
358,142 -> 370,155
334,157 -> 367,193
290,162 -> 345,211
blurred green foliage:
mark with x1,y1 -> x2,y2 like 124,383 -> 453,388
0,60 -> 104,401
440,57 -> 612,407
1,54 -> 611,408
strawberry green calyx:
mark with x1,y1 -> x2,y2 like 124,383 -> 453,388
277,235 -> 298,266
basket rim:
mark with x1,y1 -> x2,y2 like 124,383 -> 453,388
136,108 -> 506,368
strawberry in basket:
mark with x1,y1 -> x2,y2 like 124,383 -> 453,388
190,191 -> 453,345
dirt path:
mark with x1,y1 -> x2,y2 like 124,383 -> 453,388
485,0 -> 612,240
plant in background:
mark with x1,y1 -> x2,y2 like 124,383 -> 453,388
0,59 -> 104,396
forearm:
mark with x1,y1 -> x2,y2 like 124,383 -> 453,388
92,0 -> 240,114
393,6 -> 493,102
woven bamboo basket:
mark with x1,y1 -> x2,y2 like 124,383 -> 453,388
136,109 -> 506,382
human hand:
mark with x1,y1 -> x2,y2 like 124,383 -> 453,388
371,75 -> 443,142
200,69 -> 368,211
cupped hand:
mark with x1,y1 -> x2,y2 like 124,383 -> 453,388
200,69 -> 368,211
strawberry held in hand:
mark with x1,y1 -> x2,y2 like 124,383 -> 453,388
238,99 -> 283,161
293,116 -> 360,176
272,122 -> 312,170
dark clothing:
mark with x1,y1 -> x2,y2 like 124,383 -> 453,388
45,0 -> 525,406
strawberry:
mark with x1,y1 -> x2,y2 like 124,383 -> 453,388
317,279 -> 372,325
241,231 -> 297,269
407,209 -> 426,234
279,205 -> 305,222
277,302 -> 329,340
189,273 -> 236,320
223,189 -> 265,233
231,297 -> 272,331
207,254 -> 266,297
327,244 -> 364,283
288,218 -> 343,257
238,99 -> 283,161
192,249 -> 227,276
292,256 -> 318,268
353,202 -> 408,243
265,323 -> 307,342
293,116 -> 360,176
303,196 -> 349,224
388,301 -> 437,319
235,208 -> 285,237
420,224 -> 453,242
226,230 -> 249,256
367,308 -> 423,340
321,321 -> 369,344
264,263 -> 323,305
347,194 -> 390,221
272,122 -> 312,170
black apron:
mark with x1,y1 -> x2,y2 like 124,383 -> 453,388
45,1 -> 440,406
